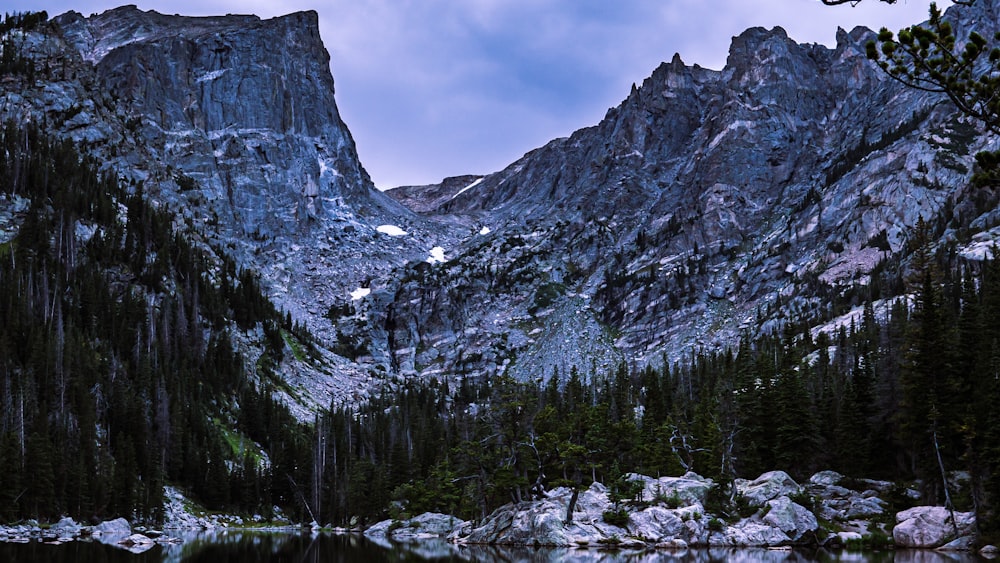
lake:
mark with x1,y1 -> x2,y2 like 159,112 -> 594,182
0,532 -> 991,562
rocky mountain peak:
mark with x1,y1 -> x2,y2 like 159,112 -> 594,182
725,26 -> 792,69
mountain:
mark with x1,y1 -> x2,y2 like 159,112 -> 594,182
382,2 -> 1000,382
2,6 -> 477,415
7,2 -> 999,398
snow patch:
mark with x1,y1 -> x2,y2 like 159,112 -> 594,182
810,296 -> 911,340
479,226 -> 491,235
708,120 -> 755,150
376,225 -> 407,237
427,247 -> 447,264
318,157 -> 341,177
196,69 -> 229,83
350,287 -> 371,300
450,177 -> 483,201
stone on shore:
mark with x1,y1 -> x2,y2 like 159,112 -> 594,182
734,471 -> 801,507
892,506 -> 976,548
365,512 -> 467,543
49,516 -> 82,538
93,517 -> 131,536
761,496 -> 818,543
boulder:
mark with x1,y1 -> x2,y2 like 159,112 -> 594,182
938,535 -> 976,551
761,496 -> 818,543
627,471 -> 714,506
809,471 -> 844,486
93,518 -> 131,536
462,484 -> 615,546
117,533 -> 155,554
627,505 -> 684,542
387,513 -> 467,541
845,496 -> 887,519
49,516 -> 82,537
836,531 -> 863,544
893,506 -> 976,548
735,471 -> 802,507
721,519 -> 791,547
118,533 -> 154,547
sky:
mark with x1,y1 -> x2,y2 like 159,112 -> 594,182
10,0 -> 936,189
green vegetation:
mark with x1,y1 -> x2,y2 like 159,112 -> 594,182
0,11 -> 44,80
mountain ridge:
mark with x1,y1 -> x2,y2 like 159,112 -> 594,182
3,2 -> 999,396
381,3 -> 997,379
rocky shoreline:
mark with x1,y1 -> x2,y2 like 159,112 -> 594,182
5,471 -> 997,557
367,470 -> 1000,557
0,485 -> 307,554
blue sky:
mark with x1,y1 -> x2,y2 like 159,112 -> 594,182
11,0 -> 934,188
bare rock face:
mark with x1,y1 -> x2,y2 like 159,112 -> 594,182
57,7 -> 370,213
22,6 -> 464,413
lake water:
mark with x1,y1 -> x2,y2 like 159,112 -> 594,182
0,532 -> 990,562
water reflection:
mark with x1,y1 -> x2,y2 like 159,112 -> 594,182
0,532 -> 990,562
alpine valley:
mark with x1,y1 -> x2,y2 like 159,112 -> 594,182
3,0 -> 1000,552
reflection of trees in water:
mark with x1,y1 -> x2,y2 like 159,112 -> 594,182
0,536 -> 985,563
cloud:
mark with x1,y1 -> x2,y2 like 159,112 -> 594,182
13,0 -> 936,188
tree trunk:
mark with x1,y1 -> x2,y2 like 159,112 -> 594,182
565,488 -> 579,524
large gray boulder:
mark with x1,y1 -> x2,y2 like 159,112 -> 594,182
117,533 -> 155,554
365,513 -> 466,542
735,471 -> 802,507
627,505 -> 685,542
93,518 -> 131,536
808,471 -> 844,487
893,506 -> 976,548
49,516 -> 82,538
463,485 -> 613,546
627,471 -> 714,506
762,496 -> 818,542
721,520 -> 792,547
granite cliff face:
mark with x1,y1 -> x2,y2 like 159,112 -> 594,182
0,6 -> 468,414
3,2 -> 1000,404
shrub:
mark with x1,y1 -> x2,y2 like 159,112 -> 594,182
708,518 -> 725,532
602,508 -> 629,527
789,491 -> 816,513
664,492 -> 683,509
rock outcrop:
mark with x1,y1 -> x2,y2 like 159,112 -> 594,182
364,513 -> 467,543
452,471 -> 825,548
893,506 -> 977,549
93,517 -> 131,537
417,470 -> 981,551
734,471 -> 802,507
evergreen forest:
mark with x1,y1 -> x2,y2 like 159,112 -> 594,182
0,120 -> 315,524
